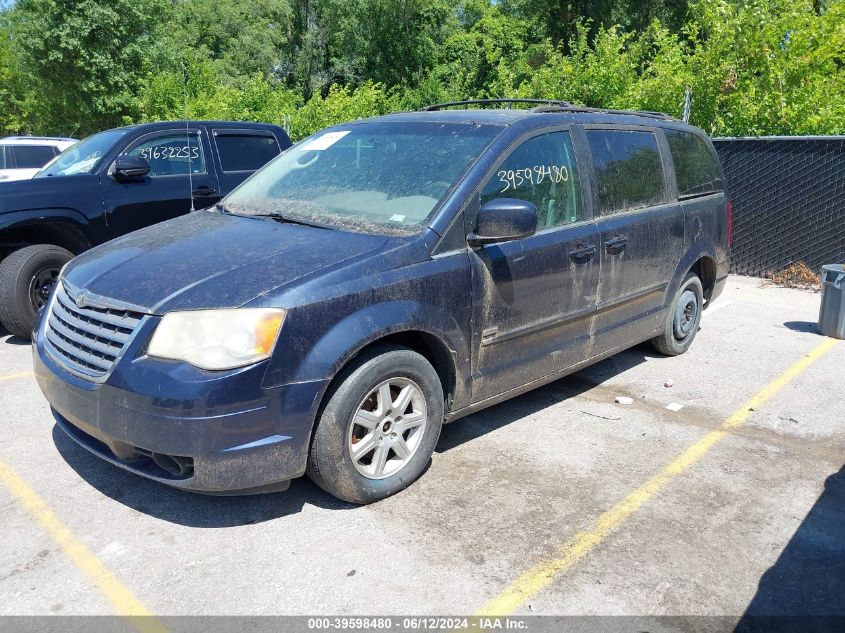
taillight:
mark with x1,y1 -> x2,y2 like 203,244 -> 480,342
727,200 -> 733,247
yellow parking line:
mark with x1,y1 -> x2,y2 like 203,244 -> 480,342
476,337 -> 839,616
0,370 -> 33,382
0,458 -> 168,633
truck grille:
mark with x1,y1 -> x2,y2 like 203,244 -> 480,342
45,284 -> 144,378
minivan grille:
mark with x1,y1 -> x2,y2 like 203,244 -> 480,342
45,284 -> 144,378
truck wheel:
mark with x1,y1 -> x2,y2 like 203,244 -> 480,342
652,272 -> 704,357
0,245 -> 73,339
307,346 -> 444,504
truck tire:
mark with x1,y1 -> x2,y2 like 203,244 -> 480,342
0,244 -> 73,339
651,272 -> 704,356
307,345 -> 444,504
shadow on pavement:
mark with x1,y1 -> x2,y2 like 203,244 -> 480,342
52,424 -> 354,528
0,322 -> 29,346
782,321 -> 823,335
736,465 -> 845,632
2,335 -> 30,346
51,343 -> 656,524
437,343 -> 655,453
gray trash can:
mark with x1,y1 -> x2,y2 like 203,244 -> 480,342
818,264 -> 845,339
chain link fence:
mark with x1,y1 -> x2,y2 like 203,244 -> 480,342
713,136 -> 845,277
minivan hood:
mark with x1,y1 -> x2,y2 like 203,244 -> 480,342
0,174 -> 99,215
63,210 -> 389,313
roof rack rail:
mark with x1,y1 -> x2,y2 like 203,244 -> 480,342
419,99 -> 675,121
529,104 -> 675,120
421,99 -> 573,111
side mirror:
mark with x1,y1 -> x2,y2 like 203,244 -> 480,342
112,155 -> 150,181
469,198 -> 538,245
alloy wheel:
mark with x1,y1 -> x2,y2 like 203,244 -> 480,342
347,377 -> 427,479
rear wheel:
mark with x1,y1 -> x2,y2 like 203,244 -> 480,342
652,272 -> 704,356
307,346 -> 444,504
0,244 -> 73,339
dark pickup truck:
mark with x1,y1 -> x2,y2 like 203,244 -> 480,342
0,120 -> 291,338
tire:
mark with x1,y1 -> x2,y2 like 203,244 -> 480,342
652,272 -> 704,357
0,244 -> 73,340
307,345 -> 444,504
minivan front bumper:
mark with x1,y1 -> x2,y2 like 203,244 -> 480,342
33,319 -> 327,494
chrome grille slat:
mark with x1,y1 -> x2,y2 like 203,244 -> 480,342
45,339 -> 102,375
51,300 -> 131,345
45,284 -> 144,379
47,315 -> 122,359
55,289 -> 140,332
46,328 -> 113,371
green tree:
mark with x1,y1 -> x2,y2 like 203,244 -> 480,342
434,3 -> 532,98
11,0 -> 171,135
686,0 -> 845,135
498,0 -> 690,51
507,0 -> 845,136
168,0 -> 294,83
0,11 -> 25,134
4,0 -> 845,139
282,0 -> 457,99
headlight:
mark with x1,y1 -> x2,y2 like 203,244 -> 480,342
147,308 -> 285,370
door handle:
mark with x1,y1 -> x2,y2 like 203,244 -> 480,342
192,186 -> 217,196
568,243 -> 596,262
604,236 -> 629,255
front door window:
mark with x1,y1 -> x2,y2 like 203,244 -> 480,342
481,131 -> 582,231
126,133 -> 206,177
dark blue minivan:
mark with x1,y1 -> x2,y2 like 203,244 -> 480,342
33,101 -> 730,503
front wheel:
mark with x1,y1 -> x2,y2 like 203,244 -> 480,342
307,346 -> 444,504
652,272 -> 704,356
0,244 -> 73,339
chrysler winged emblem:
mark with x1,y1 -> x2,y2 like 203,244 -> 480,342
74,290 -> 90,309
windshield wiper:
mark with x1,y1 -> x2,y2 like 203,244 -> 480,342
218,205 -> 332,229
252,213 -> 332,230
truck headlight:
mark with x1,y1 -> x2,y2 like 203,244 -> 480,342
147,308 -> 285,370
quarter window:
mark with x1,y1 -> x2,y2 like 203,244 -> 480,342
126,133 -> 206,177
587,130 -> 666,215
665,130 -> 723,198
481,131 -> 582,231
214,133 -> 281,172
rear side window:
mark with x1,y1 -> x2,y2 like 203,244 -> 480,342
12,145 -> 57,169
481,131 -> 582,231
215,133 -> 280,172
587,130 -> 666,215
665,130 -> 723,198
0,146 -> 7,169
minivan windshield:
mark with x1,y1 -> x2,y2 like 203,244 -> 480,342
36,129 -> 128,177
224,122 -> 499,235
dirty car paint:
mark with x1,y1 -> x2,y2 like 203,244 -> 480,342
64,211 -> 389,313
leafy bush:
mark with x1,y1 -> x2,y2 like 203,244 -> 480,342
1,0 -> 843,140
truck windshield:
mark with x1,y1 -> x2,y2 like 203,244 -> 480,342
36,129 -> 128,177
223,122 -> 499,235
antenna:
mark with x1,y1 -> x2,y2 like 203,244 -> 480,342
181,61 -> 196,212
682,87 -> 692,123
